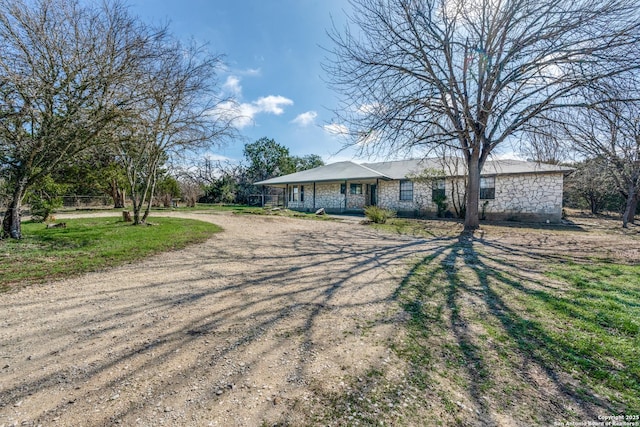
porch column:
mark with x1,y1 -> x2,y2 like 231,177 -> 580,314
344,180 -> 348,213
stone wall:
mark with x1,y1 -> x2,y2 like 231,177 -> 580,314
378,180 -> 435,215
314,183 -> 346,210
483,173 -> 564,222
377,173 -> 565,222
281,172 -> 566,222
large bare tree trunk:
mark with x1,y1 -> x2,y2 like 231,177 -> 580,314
2,178 -> 27,239
110,179 -> 126,209
464,155 -> 481,231
622,185 -> 638,227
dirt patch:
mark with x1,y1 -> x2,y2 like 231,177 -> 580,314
0,211 -> 637,426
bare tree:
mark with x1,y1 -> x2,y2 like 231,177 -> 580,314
0,0 -> 156,238
325,0 -> 640,230
116,39 -> 236,225
559,89 -> 640,227
520,119 -> 572,165
564,158 -> 621,215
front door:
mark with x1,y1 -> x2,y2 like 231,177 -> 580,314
370,184 -> 377,206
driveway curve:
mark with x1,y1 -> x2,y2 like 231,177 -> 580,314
0,212 -> 433,426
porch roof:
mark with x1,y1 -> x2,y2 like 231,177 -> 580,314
254,161 -> 390,185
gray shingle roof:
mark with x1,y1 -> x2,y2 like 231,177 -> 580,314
254,158 -> 573,186
254,161 -> 389,185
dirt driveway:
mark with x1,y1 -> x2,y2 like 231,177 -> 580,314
1,212 -> 433,426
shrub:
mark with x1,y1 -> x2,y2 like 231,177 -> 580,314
364,206 -> 396,224
27,193 -> 62,222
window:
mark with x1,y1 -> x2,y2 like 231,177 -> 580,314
480,176 -> 495,200
289,185 -> 301,202
350,183 -> 363,195
432,179 -> 446,201
399,180 -> 413,201
340,183 -> 346,194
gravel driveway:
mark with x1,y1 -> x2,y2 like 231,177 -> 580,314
0,212 -> 433,426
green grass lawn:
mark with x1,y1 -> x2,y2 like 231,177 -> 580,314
0,217 -> 221,291
390,236 -> 640,424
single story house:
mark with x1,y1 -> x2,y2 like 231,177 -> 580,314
255,158 -> 574,222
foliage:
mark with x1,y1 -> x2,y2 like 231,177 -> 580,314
54,148 -> 128,208
292,154 -> 324,171
241,138 -> 325,203
244,137 -> 295,182
0,217 -> 221,288
154,175 -> 181,208
433,192 -> 448,218
364,205 -> 396,224
202,174 -> 238,204
25,176 -> 66,222
0,0 -> 155,238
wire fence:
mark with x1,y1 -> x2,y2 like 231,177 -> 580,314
61,195 -> 114,208
247,194 -> 284,207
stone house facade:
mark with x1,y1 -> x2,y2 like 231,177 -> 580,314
256,158 -> 573,223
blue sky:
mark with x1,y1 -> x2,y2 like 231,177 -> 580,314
128,0 -> 358,164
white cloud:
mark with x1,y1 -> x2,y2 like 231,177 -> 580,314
253,95 -> 293,115
242,67 -> 261,76
356,129 -> 380,146
291,111 -> 318,127
222,76 -> 242,96
211,96 -> 294,129
323,123 -> 349,136
357,103 -> 381,115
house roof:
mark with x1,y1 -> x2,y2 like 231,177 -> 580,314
254,161 -> 390,185
254,157 -> 573,186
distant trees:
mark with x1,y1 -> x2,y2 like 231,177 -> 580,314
189,138 -> 325,205
0,0 -> 234,237
561,94 -> 640,227
564,159 -> 623,215
243,137 -> 296,183
0,0 -> 154,238
326,0 -> 640,230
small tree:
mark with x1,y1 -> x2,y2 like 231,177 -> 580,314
117,38 -> 235,225
154,175 -> 181,208
564,159 -> 621,214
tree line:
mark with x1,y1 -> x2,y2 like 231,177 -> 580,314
0,0 -> 235,238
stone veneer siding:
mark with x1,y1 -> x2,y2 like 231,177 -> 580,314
376,172 -> 565,222
283,172 -> 565,222
484,173 -> 564,222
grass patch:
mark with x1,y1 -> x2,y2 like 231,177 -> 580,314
392,239 -> 640,424
0,217 -> 221,290
371,217 -> 463,238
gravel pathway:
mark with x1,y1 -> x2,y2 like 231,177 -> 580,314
0,212 -> 433,426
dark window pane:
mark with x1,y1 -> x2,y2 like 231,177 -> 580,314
399,180 -> 413,201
